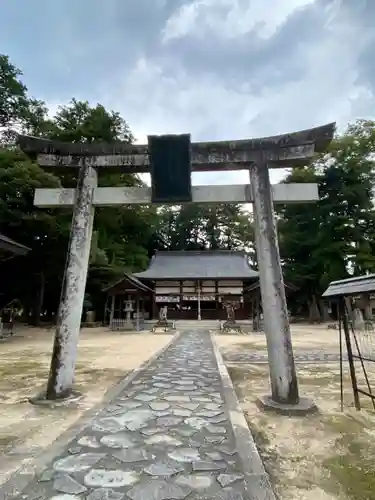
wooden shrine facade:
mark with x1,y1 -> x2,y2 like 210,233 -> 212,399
244,280 -> 297,330
133,250 -> 258,321
104,274 -> 153,330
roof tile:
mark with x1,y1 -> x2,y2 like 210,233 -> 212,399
134,250 -> 258,280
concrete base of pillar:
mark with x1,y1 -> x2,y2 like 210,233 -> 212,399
29,390 -> 83,407
257,395 -> 318,416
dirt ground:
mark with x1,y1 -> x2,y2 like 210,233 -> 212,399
0,325 -> 171,484
216,325 -> 375,500
217,323 -> 342,352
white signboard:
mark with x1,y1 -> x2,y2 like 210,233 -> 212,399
155,295 -> 180,303
183,295 -> 216,301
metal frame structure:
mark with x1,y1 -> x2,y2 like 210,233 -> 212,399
18,123 -> 335,402
323,274 -> 375,411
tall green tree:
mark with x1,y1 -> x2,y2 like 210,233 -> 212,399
0,54 -> 46,141
278,120 -> 375,320
0,149 -> 69,321
0,54 -> 159,323
155,203 -> 255,255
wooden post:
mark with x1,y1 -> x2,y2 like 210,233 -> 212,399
109,294 -> 115,329
197,279 -> 201,321
136,294 -> 140,331
340,297 -> 361,410
103,296 -> 108,326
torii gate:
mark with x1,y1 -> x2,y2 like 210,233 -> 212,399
18,123 -> 335,412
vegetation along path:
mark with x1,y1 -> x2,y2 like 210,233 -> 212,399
6,330 -> 273,500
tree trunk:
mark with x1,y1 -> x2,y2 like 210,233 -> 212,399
319,300 -> 331,322
308,295 -> 321,323
30,272 -> 45,326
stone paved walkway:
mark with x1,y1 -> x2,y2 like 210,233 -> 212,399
14,331 -> 253,500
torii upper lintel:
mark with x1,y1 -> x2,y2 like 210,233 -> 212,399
17,122 -> 335,172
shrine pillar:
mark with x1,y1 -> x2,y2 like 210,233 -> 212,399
46,165 -> 97,400
249,159 -> 299,406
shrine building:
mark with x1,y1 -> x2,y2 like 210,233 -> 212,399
103,250 -> 298,328
133,250 -> 258,321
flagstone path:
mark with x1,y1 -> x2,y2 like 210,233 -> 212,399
12,331 -> 266,500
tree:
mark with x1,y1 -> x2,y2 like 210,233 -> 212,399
278,120 -> 375,320
0,55 -> 160,324
0,149 -> 69,322
155,203 -> 255,254
49,98 -> 134,144
0,54 -> 46,141
277,166 -> 323,320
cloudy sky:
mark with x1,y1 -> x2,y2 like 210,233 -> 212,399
1,0 -> 374,185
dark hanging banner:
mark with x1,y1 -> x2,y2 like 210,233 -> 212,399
149,134 -> 192,204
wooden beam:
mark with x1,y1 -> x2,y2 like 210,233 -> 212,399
34,183 -> 319,207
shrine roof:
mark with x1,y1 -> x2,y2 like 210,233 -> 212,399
322,274 -> 375,297
244,281 -> 297,293
0,233 -> 30,257
103,273 -> 154,294
133,250 -> 258,280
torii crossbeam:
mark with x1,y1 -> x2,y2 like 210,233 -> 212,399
18,122 -> 335,412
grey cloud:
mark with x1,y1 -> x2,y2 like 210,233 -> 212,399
155,1 -> 326,93
4,0 -> 374,185
0,0 -> 198,96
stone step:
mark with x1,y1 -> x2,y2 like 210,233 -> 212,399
144,319 -> 253,331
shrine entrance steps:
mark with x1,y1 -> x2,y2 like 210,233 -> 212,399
175,320 -> 220,330
4,330 -> 275,500
146,320 -> 253,331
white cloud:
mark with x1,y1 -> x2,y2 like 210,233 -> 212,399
98,1 -> 373,186
38,0 -> 375,188
163,0 -> 316,43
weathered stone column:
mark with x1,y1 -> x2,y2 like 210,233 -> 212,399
46,164 -> 97,400
249,160 -> 299,406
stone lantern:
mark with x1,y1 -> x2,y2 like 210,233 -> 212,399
124,299 -> 134,330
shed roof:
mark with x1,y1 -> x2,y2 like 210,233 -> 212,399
0,233 -> 30,257
133,250 -> 258,280
322,274 -> 375,298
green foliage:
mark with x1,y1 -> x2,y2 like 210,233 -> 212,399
0,54 -> 30,128
0,54 -> 47,141
278,120 -> 375,317
0,55 -> 156,323
48,98 -> 134,144
156,204 -> 255,256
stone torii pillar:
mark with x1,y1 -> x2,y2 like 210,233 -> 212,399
249,157 -> 300,409
48,163 -> 97,399
18,124 -> 335,406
